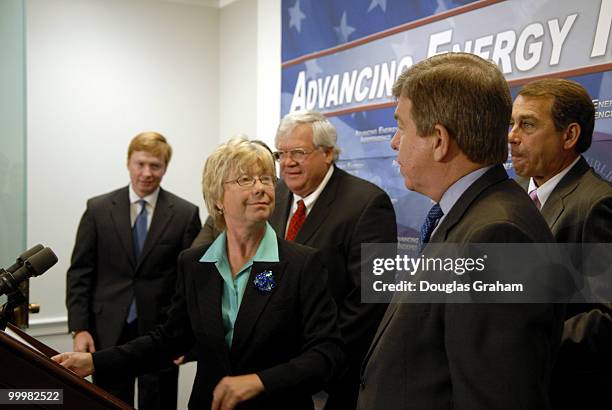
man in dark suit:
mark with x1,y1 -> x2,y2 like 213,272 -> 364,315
66,131 -> 201,409
509,78 -> 612,408
357,53 -> 563,410
268,110 -> 397,409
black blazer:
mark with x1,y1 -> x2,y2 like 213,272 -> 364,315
358,165 -> 564,410
92,238 -> 345,410
66,186 -> 201,349
536,157 -> 612,408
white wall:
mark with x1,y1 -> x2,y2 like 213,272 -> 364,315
256,0 -> 281,149
217,0 -> 281,147
219,0 -> 258,139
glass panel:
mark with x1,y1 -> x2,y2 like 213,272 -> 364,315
0,0 -> 26,267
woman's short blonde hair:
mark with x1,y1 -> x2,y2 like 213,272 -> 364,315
202,136 -> 275,230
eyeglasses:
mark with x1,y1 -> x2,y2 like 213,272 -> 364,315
224,175 -> 277,187
273,148 -> 316,162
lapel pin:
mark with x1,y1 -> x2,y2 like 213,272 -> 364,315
253,270 -> 275,293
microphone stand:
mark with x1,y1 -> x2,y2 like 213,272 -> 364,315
0,289 -> 59,357
0,288 -> 25,332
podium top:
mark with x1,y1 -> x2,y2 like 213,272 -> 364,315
0,330 -> 132,410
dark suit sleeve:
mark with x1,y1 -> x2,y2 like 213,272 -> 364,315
583,196 -> 612,243
93,250 -> 195,377
340,192 -> 396,348
191,215 -> 218,248
257,251 -> 345,395
563,306 -> 612,361
562,196 -> 612,359
444,222 -> 561,410
66,204 -> 97,332
183,206 -> 202,249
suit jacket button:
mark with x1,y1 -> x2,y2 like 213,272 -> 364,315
360,377 -> 366,389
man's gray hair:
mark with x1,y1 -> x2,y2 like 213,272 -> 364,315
275,110 -> 341,161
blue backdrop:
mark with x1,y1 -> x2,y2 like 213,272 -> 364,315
281,0 -> 612,242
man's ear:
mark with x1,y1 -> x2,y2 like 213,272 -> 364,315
323,147 -> 334,165
432,124 -> 451,162
563,123 -> 581,151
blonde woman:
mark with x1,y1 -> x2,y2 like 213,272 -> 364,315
54,137 -> 344,410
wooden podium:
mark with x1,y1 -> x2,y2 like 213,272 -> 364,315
0,325 -> 132,409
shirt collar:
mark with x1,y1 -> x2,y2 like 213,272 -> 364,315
528,156 -> 580,208
291,164 -> 334,215
200,222 -> 280,263
129,185 -> 160,209
428,166 -> 492,239
439,166 -> 493,216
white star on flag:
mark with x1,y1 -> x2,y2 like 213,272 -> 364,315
334,12 -> 355,43
288,0 -> 306,33
368,0 -> 387,13
435,0 -> 450,14
304,59 -> 323,80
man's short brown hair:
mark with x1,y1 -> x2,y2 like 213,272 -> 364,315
518,78 -> 595,154
392,52 -> 511,165
127,131 -> 172,165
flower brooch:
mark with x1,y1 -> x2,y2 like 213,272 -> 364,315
253,270 -> 275,293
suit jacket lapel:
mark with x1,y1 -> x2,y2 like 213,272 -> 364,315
540,194 -> 565,229
110,187 -> 136,268
294,166 -> 340,244
193,261 -> 231,370
137,189 -> 174,270
230,260 -> 287,360
431,165 -> 509,242
541,157 -> 588,229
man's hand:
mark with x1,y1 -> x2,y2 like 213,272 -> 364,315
211,374 -> 264,410
73,330 -> 96,353
51,352 -> 95,377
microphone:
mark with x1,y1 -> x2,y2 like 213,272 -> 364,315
3,244 -> 44,274
0,247 -> 58,296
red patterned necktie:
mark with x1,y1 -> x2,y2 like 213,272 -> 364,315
286,200 -> 306,241
529,189 -> 541,209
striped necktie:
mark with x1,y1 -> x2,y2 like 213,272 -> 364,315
286,200 -> 306,241
529,189 -> 541,209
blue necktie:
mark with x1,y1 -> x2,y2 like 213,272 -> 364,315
133,199 -> 148,257
419,203 -> 443,252
127,199 -> 147,323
